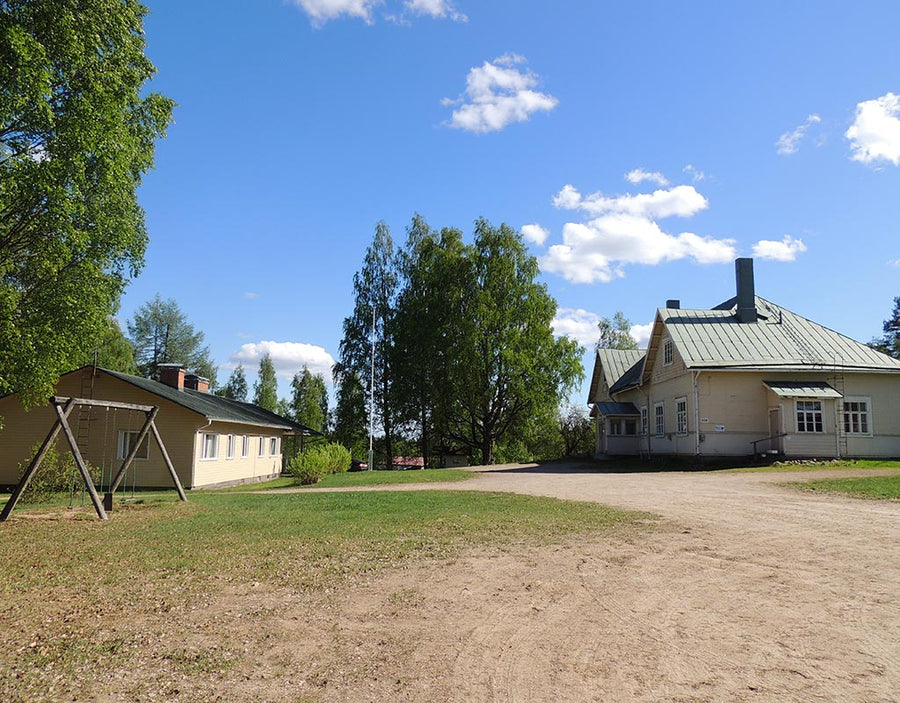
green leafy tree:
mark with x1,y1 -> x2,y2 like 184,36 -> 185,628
446,219 -> 583,464
338,222 -> 399,468
871,296 -> 900,359
253,353 -> 278,412
596,312 -> 639,351
127,295 -> 217,385
217,364 -> 248,401
392,215 -> 466,467
81,316 -> 137,374
558,404 -> 594,456
289,365 -> 328,433
0,0 -> 173,405
332,364 -> 368,458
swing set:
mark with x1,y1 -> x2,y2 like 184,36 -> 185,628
0,396 -> 187,522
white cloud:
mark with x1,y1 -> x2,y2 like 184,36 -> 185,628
405,0 -> 466,20
889,258 -> 900,268
443,54 -> 558,134
542,182 -> 735,284
551,308 -> 601,348
521,223 -> 549,246
244,292 -> 260,300
776,114 -> 822,155
230,341 -> 335,381
846,93 -> 900,166
629,323 -> 653,349
625,168 -> 669,186
288,0 -> 377,25
752,235 -> 807,262
552,183 -> 709,219
683,164 -> 706,182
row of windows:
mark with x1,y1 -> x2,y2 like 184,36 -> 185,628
611,398 -> 872,437
200,433 -> 280,460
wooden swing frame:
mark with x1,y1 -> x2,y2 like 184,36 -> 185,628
0,396 -> 187,522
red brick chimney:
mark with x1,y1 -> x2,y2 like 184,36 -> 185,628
184,374 -> 210,392
158,363 -> 185,390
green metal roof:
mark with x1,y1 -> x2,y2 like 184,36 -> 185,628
764,381 -> 842,398
587,348 -> 645,402
657,297 -> 900,372
101,368 -> 321,435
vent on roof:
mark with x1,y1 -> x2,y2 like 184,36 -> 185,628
184,374 -> 210,392
666,299 -> 680,309
735,258 -> 757,323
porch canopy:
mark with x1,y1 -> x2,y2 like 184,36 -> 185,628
594,402 -> 640,416
763,381 -> 842,399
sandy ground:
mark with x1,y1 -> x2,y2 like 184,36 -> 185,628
159,463 -> 898,703
28,465 -> 898,702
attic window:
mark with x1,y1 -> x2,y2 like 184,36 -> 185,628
663,339 -> 674,366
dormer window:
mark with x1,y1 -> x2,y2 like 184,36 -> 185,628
663,338 -> 673,366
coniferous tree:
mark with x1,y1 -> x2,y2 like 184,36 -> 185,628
289,365 -> 328,433
871,296 -> 900,359
218,364 -> 248,401
127,295 -> 217,385
332,364 -> 368,458
253,353 -> 278,412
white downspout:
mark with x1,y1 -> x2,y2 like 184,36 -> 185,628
693,371 -> 701,457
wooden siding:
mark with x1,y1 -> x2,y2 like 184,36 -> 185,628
191,421 -> 283,488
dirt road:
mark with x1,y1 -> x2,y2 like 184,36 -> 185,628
291,465 -> 900,702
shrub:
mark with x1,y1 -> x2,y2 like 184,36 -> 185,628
16,442 -> 79,503
288,442 -> 351,485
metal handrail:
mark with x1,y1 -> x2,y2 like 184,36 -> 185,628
750,433 -> 788,454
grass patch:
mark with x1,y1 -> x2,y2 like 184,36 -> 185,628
291,467 -> 474,488
0,488 -> 646,701
784,473 -> 900,500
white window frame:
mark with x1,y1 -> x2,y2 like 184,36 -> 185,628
201,432 -> 219,460
654,402 -> 665,436
663,339 -> 673,366
269,436 -> 280,456
241,435 -> 250,458
676,397 -> 688,435
842,397 -> 872,436
796,400 -> 824,434
117,430 -> 149,461
258,436 -> 266,457
226,434 -> 236,459
640,406 -> 648,436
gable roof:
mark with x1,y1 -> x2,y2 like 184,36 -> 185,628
100,368 -> 321,435
588,348 -> 645,402
640,296 -> 900,382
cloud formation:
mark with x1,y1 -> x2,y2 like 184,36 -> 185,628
289,0 -> 464,25
752,235 -> 807,262
542,182 -> 736,284
776,114 -> 822,155
846,93 -> 900,166
521,223 -> 549,246
682,164 -> 706,182
443,54 -> 558,134
625,169 -> 669,186
230,341 -> 335,381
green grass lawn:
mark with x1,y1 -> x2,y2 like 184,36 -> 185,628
221,468 -> 473,492
784,473 -> 900,499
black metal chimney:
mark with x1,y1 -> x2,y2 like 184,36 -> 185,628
735,258 -> 757,323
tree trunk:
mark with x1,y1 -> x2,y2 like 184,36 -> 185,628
482,435 -> 493,465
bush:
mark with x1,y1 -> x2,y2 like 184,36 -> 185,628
16,442 -> 80,503
287,442 -> 351,485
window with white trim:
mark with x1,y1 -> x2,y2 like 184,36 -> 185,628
201,433 -> 219,460
842,398 -> 871,436
654,402 -> 665,436
640,407 -> 648,436
118,430 -> 149,460
609,419 -> 637,436
663,339 -> 673,366
676,397 -> 688,434
258,436 -> 266,457
796,400 -> 823,433
226,434 -> 236,459
269,436 -> 280,456
241,435 -> 250,458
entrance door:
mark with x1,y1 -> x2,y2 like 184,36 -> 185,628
768,407 -> 784,453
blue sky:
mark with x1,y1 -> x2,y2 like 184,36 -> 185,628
124,0 -> 900,403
